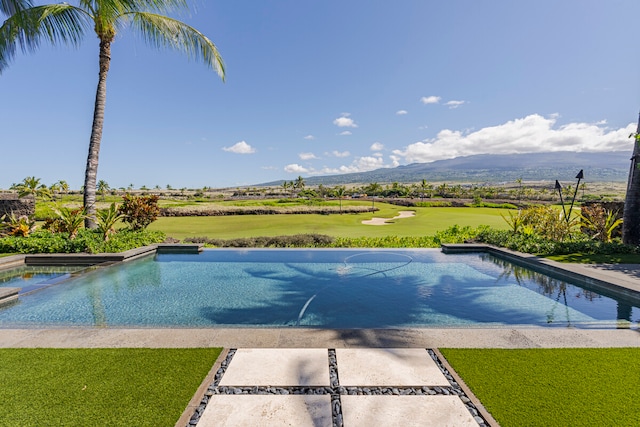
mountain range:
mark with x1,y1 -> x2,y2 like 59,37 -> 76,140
261,151 -> 632,186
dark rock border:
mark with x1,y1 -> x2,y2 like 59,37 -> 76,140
187,348 -> 490,427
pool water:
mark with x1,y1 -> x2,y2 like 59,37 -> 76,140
0,266 -> 87,294
0,249 -> 638,328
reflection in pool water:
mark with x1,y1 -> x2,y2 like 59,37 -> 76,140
0,249 -> 638,329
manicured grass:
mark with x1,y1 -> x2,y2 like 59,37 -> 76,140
0,348 -> 221,426
546,253 -> 640,263
441,348 -> 640,427
148,203 -> 510,240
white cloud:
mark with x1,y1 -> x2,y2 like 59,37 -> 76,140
445,100 -> 466,109
304,135 -> 315,140
420,96 -> 441,104
339,131 -> 352,136
222,141 -> 255,154
370,142 -> 384,151
284,164 -> 309,173
396,110 -> 408,115
330,150 -> 351,158
392,114 -> 635,163
299,152 -> 318,160
390,155 -> 400,167
333,113 -> 358,128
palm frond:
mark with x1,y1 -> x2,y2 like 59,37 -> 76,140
128,11 -> 224,79
0,4 -> 90,73
1,0 -> 31,16
81,0 -> 188,16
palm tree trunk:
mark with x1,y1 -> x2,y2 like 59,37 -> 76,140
83,39 -> 111,229
622,113 -> 640,244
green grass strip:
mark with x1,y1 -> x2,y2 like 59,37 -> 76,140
440,348 -> 640,427
0,348 -> 221,426
546,253 -> 640,264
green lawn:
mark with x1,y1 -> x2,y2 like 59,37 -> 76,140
149,203 -> 510,240
546,253 -> 640,263
0,348 -> 221,426
441,348 -> 640,427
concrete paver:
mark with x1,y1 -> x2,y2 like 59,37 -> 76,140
196,348 -> 486,426
336,348 -> 449,386
341,395 -> 478,427
219,348 -> 330,386
196,395 -> 332,427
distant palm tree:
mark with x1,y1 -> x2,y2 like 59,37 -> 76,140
14,176 -> 50,200
97,179 -> 109,201
281,181 -> 290,196
1,1 -> 225,228
333,186 -> 346,214
56,180 -> 69,194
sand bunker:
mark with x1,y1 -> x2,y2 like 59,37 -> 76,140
362,210 -> 416,225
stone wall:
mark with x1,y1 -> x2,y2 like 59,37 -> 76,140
0,194 -> 35,218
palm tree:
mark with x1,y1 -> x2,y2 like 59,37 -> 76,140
623,115 -> 640,244
56,180 -> 69,194
97,179 -> 109,200
281,181 -> 290,196
1,1 -> 225,228
14,176 -> 50,200
333,185 -> 346,213
294,176 -> 305,196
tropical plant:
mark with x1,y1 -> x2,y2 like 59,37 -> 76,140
96,202 -> 122,241
118,194 -> 159,230
1,212 -> 36,237
501,209 -> 526,234
579,205 -> 623,243
0,0 -> 225,228
52,206 -> 87,239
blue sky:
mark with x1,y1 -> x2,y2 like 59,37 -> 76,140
2,0 -> 639,189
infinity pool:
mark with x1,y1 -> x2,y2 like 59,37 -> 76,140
0,249 -> 638,328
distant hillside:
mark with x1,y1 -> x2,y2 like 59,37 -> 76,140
261,151 -> 631,186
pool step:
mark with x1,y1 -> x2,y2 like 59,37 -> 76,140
0,287 -> 20,306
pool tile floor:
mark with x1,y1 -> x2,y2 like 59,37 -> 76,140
195,348 -> 483,426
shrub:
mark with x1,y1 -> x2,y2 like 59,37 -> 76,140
185,234 -> 334,248
0,213 -> 36,237
0,229 -> 166,254
118,194 -> 160,230
474,228 -> 639,256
